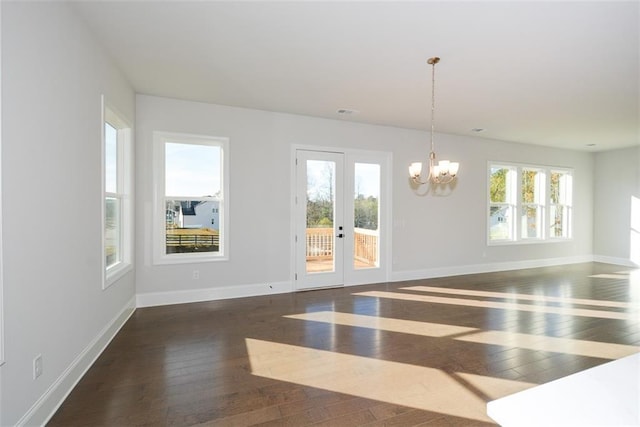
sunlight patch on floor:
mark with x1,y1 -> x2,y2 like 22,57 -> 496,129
457,330 -> 639,359
401,285 -> 638,309
286,311 -> 477,337
353,291 -> 635,320
285,311 -> 639,360
245,338 -> 534,423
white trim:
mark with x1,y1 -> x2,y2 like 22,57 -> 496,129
136,281 -> 292,308
153,131 -> 230,265
390,255 -> 595,282
487,161 -> 574,245
135,256 -> 612,308
290,144 -> 392,291
16,297 -> 136,427
0,0 -> 4,367
102,96 -> 134,289
593,255 -> 639,268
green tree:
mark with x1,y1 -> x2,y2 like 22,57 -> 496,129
354,194 -> 378,230
490,168 -> 507,202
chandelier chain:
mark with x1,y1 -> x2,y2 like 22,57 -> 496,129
430,58 -> 436,154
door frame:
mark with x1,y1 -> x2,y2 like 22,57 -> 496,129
290,144 -> 392,290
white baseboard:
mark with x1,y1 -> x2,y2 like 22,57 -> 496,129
17,296 -> 136,427
390,255 -> 595,282
593,255 -> 639,268
137,257 -> 612,308
136,280 -> 293,308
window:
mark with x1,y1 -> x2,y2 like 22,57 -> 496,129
154,132 -> 229,264
489,165 -> 516,241
103,98 -> 132,287
521,167 -> 544,239
549,170 -> 573,238
488,162 -> 572,244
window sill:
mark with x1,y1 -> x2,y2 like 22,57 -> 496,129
105,262 -> 133,289
153,253 -> 228,266
488,238 -> 573,247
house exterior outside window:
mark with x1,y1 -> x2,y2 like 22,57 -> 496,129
153,132 -> 229,264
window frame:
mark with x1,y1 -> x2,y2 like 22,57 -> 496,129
548,169 -> 573,240
488,164 -> 517,243
487,161 -> 573,245
520,166 -> 545,241
0,3 -> 4,365
153,131 -> 229,265
102,96 -> 133,289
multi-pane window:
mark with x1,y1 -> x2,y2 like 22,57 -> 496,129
103,100 -> 132,287
154,132 -> 228,264
488,162 -> 572,244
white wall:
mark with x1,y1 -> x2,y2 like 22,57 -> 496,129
593,145 -> 640,266
1,3 -> 136,425
136,95 -> 595,303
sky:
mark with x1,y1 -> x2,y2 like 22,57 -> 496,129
105,123 -> 117,193
160,144 -> 379,200
307,160 -> 380,201
165,143 -> 222,197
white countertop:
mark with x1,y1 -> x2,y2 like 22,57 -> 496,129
487,352 -> 640,426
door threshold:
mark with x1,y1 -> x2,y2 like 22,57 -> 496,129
296,284 -> 344,292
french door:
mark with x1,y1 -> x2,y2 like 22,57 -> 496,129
294,149 -> 388,290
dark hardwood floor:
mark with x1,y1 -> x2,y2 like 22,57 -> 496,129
48,262 -> 640,426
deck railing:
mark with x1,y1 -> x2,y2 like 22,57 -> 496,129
353,228 -> 378,266
306,227 -> 378,266
305,228 -> 334,259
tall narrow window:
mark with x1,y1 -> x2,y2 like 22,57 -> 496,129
154,132 -> 229,264
521,168 -> 544,239
549,170 -> 573,239
103,99 -> 132,287
489,165 -> 516,241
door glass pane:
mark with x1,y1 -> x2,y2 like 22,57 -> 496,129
305,160 -> 335,273
354,163 -> 380,269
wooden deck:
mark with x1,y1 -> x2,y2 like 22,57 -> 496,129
306,258 -> 374,273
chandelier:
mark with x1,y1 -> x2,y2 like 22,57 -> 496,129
409,57 -> 459,185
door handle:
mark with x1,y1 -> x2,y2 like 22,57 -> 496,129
337,233 -> 344,238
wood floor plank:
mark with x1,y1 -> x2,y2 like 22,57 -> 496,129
47,262 -> 640,426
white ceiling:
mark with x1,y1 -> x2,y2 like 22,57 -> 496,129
74,1 -> 639,152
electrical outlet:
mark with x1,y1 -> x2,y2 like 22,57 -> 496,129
192,270 -> 199,280
33,354 -> 43,379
